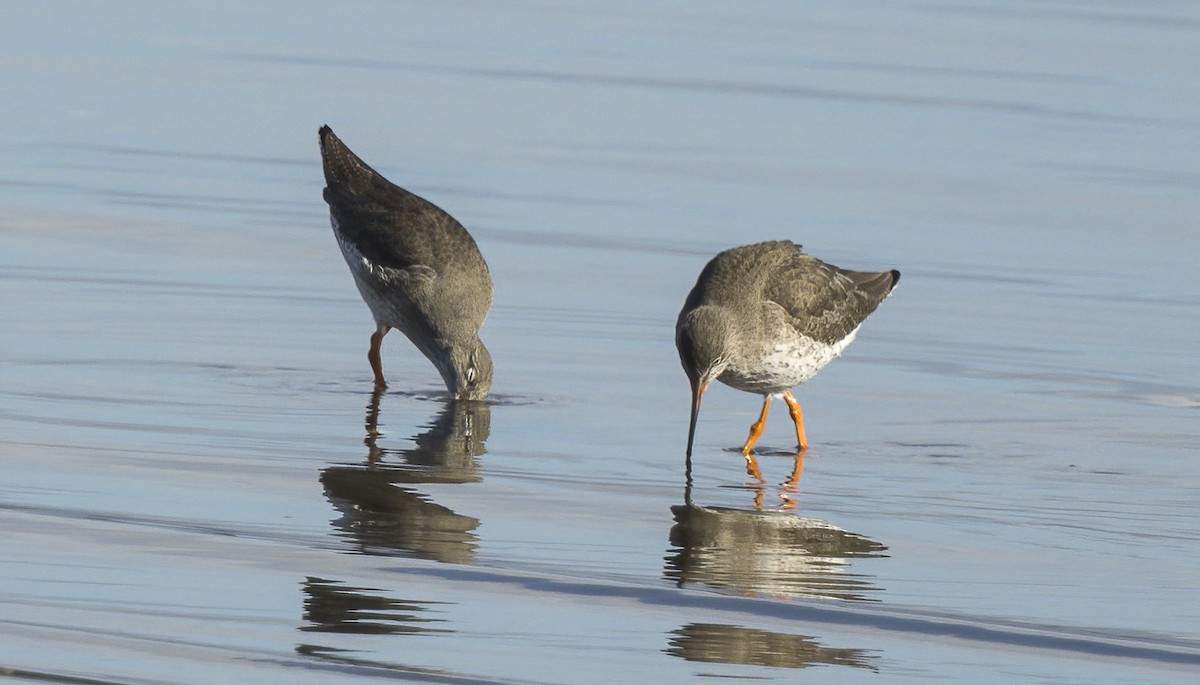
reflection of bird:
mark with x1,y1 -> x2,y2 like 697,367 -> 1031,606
320,467 -> 480,564
319,126 -> 493,399
677,241 -> 898,459
318,394 -> 490,564
363,391 -> 489,480
300,577 -> 451,635
402,399 -> 490,475
666,623 -> 877,671
665,503 -> 886,601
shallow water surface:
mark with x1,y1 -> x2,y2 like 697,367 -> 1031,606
3,2 -> 1200,683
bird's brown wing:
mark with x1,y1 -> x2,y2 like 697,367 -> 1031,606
319,127 -> 492,339
320,126 -> 474,274
763,246 -> 898,346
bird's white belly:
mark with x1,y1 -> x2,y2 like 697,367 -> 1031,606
720,326 -> 860,394
334,229 -> 409,327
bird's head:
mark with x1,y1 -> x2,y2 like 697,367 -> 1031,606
440,338 -> 493,401
676,306 -> 735,456
677,306 -> 734,388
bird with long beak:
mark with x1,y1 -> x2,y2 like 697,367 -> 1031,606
676,241 -> 899,473
319,126 -> 494,399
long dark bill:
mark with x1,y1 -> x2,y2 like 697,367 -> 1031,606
685,379 -> 707,458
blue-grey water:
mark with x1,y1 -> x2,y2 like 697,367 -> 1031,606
3,2 -> 1199,683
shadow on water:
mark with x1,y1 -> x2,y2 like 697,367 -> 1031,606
665,623 -> 878,671
319,391 -> 490,564
664,452 -> 887,602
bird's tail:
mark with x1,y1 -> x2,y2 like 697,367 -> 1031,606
853,269 -> 901,304
318,125 -> 385,195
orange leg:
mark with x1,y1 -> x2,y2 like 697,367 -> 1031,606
368,325 -> 389,391
740,395 -> 772,457
782,391 -> 808,451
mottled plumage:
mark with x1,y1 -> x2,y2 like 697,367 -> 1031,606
319,125 -> 493,399
677,240 -> 898,459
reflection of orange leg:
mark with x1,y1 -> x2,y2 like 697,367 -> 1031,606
751,485 -> 765,511
364,389 -> 384,463
782,391 -> 808,450
369,326 -> 389,391
777,450 -> 805,511
778,492 -> 797,511
740,396 -> 772,457
783,449 -> 806,488
744,453 -> 765,483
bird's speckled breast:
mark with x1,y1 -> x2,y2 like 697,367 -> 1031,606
719,325 -> 860,395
